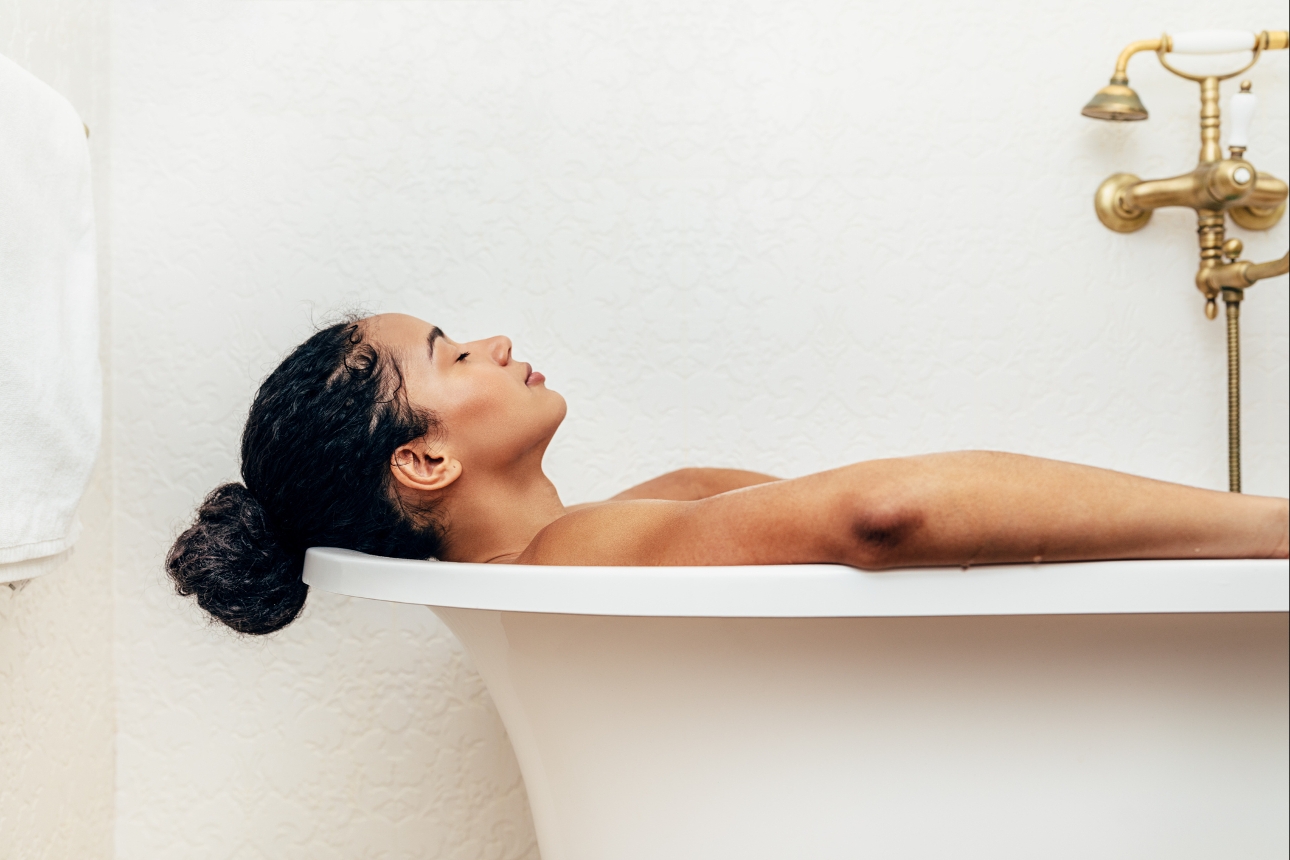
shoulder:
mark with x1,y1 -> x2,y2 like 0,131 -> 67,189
515,499 -> 696,566
514,471 -> 855,567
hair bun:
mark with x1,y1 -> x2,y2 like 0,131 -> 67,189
166,483 -> 308,635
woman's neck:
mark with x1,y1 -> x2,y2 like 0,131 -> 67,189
438,469 -> 567,564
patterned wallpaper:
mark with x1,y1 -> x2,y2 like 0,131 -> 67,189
108,1 -> 1287,858
0,1 -> 115,858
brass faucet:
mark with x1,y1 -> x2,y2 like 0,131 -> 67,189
1084,30 -> 1289,492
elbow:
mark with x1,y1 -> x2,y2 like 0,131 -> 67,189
847,497 -> 925,570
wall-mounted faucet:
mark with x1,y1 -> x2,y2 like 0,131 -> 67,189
1083,30 -> 1290,493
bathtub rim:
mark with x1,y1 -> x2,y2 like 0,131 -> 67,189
301,547 -> 1289,618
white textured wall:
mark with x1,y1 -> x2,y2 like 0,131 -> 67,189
111,1 -> 1289,858
0,1 -> 114,858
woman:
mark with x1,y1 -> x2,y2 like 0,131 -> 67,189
167,313 -> 1290,635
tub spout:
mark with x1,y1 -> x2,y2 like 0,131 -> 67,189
1246,250 -> 1290,281
1197,245 -> 1289,296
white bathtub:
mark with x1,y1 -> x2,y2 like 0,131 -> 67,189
303,548 -> 1289,860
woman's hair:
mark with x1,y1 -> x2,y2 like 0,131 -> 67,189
165,319 -> 445,635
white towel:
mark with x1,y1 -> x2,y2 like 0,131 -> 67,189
0,52 -> 101,579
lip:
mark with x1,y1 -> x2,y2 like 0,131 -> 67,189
524,363 -> 545,386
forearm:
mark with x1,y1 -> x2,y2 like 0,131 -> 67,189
837,452 -> 1288,568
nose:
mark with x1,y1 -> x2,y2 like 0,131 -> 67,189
486,335 -> 512,365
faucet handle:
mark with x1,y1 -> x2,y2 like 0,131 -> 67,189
1228,81 -> 1256,155
1223,238 -> 1244,262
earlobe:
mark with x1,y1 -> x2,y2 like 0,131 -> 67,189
390,441 -> 462,493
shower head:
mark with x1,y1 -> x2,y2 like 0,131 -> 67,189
1081,77 -> 1149,121
1082,30 -> 1288,122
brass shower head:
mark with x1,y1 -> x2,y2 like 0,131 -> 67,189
1081,77 -> 1149,121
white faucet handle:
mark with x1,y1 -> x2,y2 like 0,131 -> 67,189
1228,82 -> 1257,150
1169,30 -> 1257,54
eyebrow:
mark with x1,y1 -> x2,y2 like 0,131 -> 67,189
426,326 -> 445,360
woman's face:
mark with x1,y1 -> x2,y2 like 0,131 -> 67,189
366,313 -> 567,471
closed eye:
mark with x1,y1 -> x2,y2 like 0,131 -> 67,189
456,352 -> 470,363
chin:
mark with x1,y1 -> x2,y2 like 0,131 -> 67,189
546,388 -> 568,426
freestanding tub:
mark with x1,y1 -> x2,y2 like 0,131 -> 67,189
303,548 -> 1289,860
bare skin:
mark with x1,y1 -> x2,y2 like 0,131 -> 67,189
369,313 -> 1290,569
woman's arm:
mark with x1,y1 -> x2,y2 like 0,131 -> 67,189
522,452 -> 1289,567
563,468 -> 780,513
609,468 -> 780,502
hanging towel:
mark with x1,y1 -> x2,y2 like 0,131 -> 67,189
0,52 -> 101,581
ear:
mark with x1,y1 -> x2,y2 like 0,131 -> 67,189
390,437 -> 462,493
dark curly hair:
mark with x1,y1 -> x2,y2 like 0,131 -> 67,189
165,319 -> 445,635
